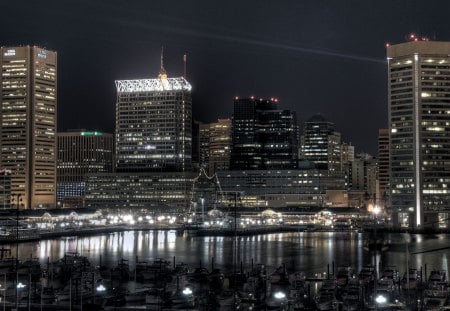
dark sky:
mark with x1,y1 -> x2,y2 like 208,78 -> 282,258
2,0 -> 450,155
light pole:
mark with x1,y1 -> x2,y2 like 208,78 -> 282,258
200,197 -> 205,224
12,193 -> 21,310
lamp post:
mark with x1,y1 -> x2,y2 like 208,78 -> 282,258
1,273 -> 5,311
12,193 -> 21,310
200,197 -> 205,224
274,291 -> 287,310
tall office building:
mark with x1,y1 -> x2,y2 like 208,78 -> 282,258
208,118 -> 231,173
387,39 -> 450,227
301,114 -> 341,173
198,122 -> 210,169
231,97 -> 298,170
115,59 -> 192,172
378,128 -> 389,207
0,46 -> 57,209
57,130 -> 114,207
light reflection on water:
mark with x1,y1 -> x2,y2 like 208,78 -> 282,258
8,231 -> 450,276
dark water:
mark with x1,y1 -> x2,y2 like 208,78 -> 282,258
7,231 -> 450,276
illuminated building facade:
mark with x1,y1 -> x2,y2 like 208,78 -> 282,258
198,122 -> 210,169
217,169 -> 347,208
230,97 -> 298,170
0,168 -> 11,209
115,68 -> 192,172
57,130 -> 113,207
378,128 -> 389,207
208,118 -> 231,174
300,114 -> 341,173
84,172 -> 195,211
387,39 -> 450,227
0,46 -> 57,209
199,118 -> 231,174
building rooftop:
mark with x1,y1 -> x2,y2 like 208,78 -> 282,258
115,77 -> 192,93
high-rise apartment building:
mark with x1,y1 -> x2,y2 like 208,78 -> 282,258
0,46 -> 57,209
57,130 -> 113,207
387,39 -> 450,227
230,97 -> 298,170
115,63 -> 192,172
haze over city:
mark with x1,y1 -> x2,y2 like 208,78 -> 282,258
3,0 -> 450,154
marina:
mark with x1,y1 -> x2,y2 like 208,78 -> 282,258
0,230 -> 449,309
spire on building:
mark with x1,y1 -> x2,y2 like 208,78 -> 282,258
159,46 -> 168,79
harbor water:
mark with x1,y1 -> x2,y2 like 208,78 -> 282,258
6,230 -> 450,276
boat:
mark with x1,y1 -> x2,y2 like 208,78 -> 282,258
401,268 -> 421,290
358,265 -> 375,285
124,287 -> 153,303
336,266 -> 353,287
423,289 -> 448,311
427,270 -> 446,289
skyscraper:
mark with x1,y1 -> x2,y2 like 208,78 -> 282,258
115,57 -> 192,172
230,97 -> 298,170
300,114 -> 341,173
387,39 -> 450,227
208,118 -> 231,174
57,130 -> 114,207
0,46 -> 57,209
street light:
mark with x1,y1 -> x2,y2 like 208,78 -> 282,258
182,287 -> 192,296
274,291 -> 286,300
375,294 -> 387,304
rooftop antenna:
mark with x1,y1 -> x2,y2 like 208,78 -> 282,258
183,53 -> 187,79
159,46 -> 167,79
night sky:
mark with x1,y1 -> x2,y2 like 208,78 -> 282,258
2,0 -> 450,155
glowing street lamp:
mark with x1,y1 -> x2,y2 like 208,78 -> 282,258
274,291 -> 286,300
182,287 -> 192,296
375,294 -> 387,305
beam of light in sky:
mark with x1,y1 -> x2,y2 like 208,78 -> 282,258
114,19 -> 385,64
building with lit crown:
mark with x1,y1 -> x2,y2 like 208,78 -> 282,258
57,130 -> 113,207
387,38 -> 450,228
0,46 -> 57,209
115,64 -> 192,172
85,55 -> 194,211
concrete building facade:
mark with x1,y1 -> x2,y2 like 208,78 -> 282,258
57,130 -> 114,207
0,46 -> 57,209
387,40 -> 450,227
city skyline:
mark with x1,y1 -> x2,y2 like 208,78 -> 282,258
3,1 -> 450,154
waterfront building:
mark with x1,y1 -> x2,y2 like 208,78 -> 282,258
84,172 -> 195,211
387,38 -> 450,227
216,169 -> 347,209
230,97 -> 298,170
57,130 -> 114,207
300,114 -> 342,174
378,128 -> 389,208
0,46 -> 57,209
348,153 -> 378,203
115,58 -> 192,172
